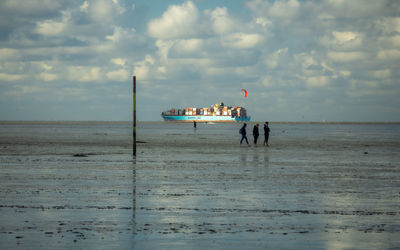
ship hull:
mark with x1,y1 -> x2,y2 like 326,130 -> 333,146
162,115 -> 250,122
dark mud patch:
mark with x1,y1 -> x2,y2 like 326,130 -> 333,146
72,153 -> 98,157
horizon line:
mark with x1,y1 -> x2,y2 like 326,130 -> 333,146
1,120 -> 399,124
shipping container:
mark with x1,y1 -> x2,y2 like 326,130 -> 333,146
161,102 -> 250,122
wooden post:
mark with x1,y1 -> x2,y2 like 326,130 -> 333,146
133,76 -> 136,157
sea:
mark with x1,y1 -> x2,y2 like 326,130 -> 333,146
0,121 -> 399,249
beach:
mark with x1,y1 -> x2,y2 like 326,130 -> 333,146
0,121 -> 399,249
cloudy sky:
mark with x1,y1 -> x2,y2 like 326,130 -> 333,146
0,0 -> 399,122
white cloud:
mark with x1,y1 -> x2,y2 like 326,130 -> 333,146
0,0 -> 61,15
35,11 -> 71,36
294,52 -> 327,79
148,1 -> 198,39
323,0 -> 387,18
260,75 -> 274,87
243,0 -> 300,21
80,1 -> 89,12
171,58 -> 213,68
221,33 -> 263,49
171,39 -> 203,54
372,69 -> 390,79
255,17 -> 272,28
67,66 -> 102,82
111,58 -> 126,66
40,63 -> 53,71
378,35 -> 400,49
60,88 -> 88,101
320,31 -> 363,50
112,0 -> 127,14
133,55 -> 156,80
0,48 -> 21,60
133,65 -> 149,80
340,70 -> 351,77
266,48 -> 289,68
106,26 -> 135,43
327,51 -> 366,62
376,17 -> 400,35
106,69 -> 129,81
349,79 -> 379,90
31,62 -> 54,72
79,0 -> 126,24
90,0 -> 114,22
377,49 -> 400,60
144,55 -> 155,65
155,40 -> 174,62
332,31 -> 362,47
333,31 -> 357,44
36,72 -> 58,82
208,7 -> 233,35
269,0 -> 300,18
157,66 -> 167,74
0,73 -> 25,81
305,76 -> 328,87
5,85 -> 47,97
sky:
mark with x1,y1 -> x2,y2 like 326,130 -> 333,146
0,0 -> 399,122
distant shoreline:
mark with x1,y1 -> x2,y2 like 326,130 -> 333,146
1,121 -> 399,125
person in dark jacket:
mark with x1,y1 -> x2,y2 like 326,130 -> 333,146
240,123 -> 249,145
263,122 -> 270,147
253,123 -> 259,147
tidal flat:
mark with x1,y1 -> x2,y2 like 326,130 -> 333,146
1,122 -> 399,249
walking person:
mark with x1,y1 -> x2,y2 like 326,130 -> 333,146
239,123 -> 249,146
253,123 -> 259,147
263,122 -> 270,147
193,120 -> 197,129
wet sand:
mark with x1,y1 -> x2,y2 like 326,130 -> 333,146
0,122 -> 399,249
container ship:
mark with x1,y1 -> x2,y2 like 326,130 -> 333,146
161,102 -> 251,122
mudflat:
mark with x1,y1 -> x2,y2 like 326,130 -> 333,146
1,122 -> 399,249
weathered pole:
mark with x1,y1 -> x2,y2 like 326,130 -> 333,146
133,76 -> 136,157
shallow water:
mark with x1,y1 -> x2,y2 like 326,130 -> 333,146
1,122 -> 399,249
